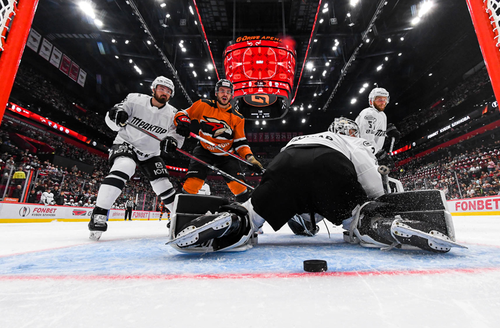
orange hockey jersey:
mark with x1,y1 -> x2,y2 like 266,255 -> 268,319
175,99 -> 253,159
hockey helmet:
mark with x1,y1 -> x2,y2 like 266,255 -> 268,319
368,87 -> 389,106
215,79 -> 234,95
328,117 -> 360,137
152,76 -> 175,97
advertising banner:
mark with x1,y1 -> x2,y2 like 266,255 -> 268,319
0,203 -> 161,223
447,196 -> 500,215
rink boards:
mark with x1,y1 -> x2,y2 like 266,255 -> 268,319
0,202 -> 161,223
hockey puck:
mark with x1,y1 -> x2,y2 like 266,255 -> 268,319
303,259 -> 328,272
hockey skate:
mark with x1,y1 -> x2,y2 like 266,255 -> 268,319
287,214 -> 319,236
167,194 -> 256,253
344,190 -> 467,253
167,212 -> 240,248
88,207 -> 108,241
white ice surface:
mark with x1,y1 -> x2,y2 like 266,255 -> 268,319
0,216 -> 499,328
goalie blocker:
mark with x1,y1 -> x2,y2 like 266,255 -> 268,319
167,190 -> 465,253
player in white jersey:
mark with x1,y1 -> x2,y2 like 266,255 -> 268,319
166,117 -> 463,253
355,87 -> 400,152
88,76 -> 185,241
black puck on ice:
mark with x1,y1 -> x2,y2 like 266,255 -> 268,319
303,259 -> 328,272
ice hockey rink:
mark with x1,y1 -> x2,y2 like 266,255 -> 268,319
0,215 -> 499,327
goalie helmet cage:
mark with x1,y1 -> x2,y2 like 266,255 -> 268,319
466,0 -> 500,104
0,0 -> 38,124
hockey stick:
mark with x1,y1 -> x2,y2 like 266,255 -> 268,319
175,148 -> 255,190
126,123 -> 255,190
389,136 -> 395,154
189,132 -> 258,169
379,136 -> 396,193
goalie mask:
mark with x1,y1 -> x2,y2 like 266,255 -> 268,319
328,117 -> 360,138
152,76 -> 175,98
368,87 -> 389,107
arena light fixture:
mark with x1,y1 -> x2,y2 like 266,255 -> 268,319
78,1 -> 95,19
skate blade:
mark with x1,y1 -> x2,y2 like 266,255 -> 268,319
89,231 -> 103,241
393,225 -> 468,250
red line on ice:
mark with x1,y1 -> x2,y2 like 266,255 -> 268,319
2,267 -> 500,281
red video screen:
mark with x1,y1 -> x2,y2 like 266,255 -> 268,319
224,36 -> 296,103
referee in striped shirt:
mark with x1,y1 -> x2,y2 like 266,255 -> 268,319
125,198 -> 136,221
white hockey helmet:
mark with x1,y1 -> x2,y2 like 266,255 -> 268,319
151,76 -> 175,97
368,87 -> 389,106
328,117 -> 360,137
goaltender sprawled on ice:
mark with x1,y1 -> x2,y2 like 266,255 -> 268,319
167,117 -> 466,253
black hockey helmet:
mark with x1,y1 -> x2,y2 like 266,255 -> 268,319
215,79 -> 234,95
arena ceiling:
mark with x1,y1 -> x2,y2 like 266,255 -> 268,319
28,0 -> 487,144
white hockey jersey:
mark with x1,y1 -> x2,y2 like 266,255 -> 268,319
105,93 -> 184,156
283,131 -> 385,199
355,106 -> 387,152
40,191 -> 54,205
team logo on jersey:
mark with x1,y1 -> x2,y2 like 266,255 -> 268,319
364,115 -> 377,122
203,116 -> 232,137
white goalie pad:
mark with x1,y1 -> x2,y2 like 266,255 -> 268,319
167,194 -> 257,253
343,190 -> 466,252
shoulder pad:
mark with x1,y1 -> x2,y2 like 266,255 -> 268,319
201,99 -> 217,108
229,107 -> 244,119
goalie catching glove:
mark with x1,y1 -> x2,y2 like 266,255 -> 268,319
109,106 -> 129,127
160,136 -> 178,153
246,154 -> 264,173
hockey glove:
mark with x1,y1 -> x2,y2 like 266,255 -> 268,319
385,123 -> 401,143
175,114 -> 191,137
109,106 -> 129,127
160,136 -> 178,153
375,149 -> 394,169
246,154 -> 264,174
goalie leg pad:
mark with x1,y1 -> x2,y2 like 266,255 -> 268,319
345,194 -> 464,252
168,194 -> 255,253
